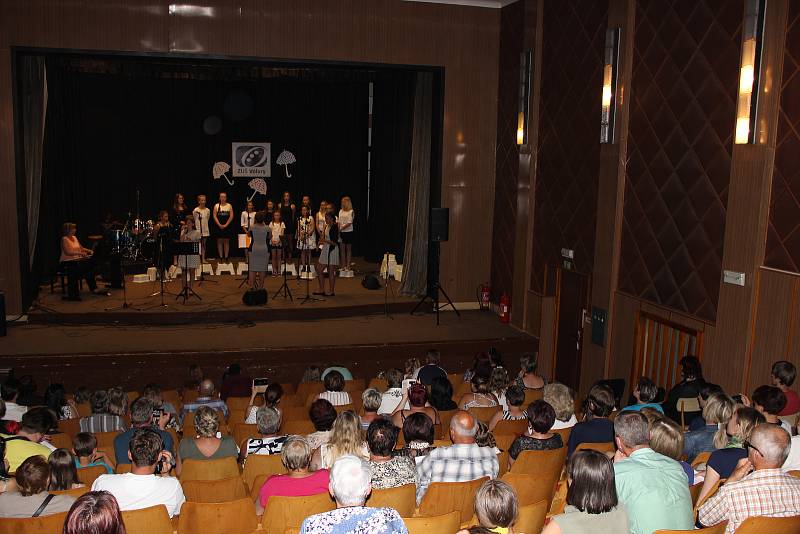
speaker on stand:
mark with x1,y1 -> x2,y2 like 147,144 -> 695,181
412,208 -> 460,325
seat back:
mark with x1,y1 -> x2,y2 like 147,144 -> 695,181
678,397 -> 701,428
249,474 -> 269,500
417,476 -> 489,523
515,499 -> 548,534
279,383 -> 296,395
0,512 -> 69,534
281,420 -> 315,435
403,511 -> 461,534
523,389 -> 544,405
281,406 -> 310,422
93,430 -> 120,448
233,424 -> 259,446
552,426 -> 573,445
735,515 -> 800,534
694,479 -> 723,513
654,521 -> 728,533
115,463 -> 132,474
51,485 -> 91,499
226,397 -> 252,411
179,457 -> 240,481
492,419 -> 527,436
689,481 -> 704,507
242,453 -> 286,490
262,493 -> 336,533
437,410 -> 458,439
788,470 -> 800,479
295,382 -> 324,403
691,451 -> 712,468
510,446 -> 567,476
501,472 -> 558,506
366,484 -> 416,517
77,465 -> 109,486
494,433 -> 518,453
182,476 -> 248,502
574,442 -> 615,454
468,406 -> 500,424
367,378 -> 388,391
121,504 -> 174,534
177,498 -> 258,534
280,394 -> 302,407
47,432 -> 73,450
57,418 -> 81,439
344,379 -> 366,392
453,382 -> 473,400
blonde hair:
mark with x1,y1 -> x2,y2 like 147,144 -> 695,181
704,392 -> 735,448
543,383 -> 575,422
326,411 -> 365,465
193,405 -> 220,437
62,222 -> 77,236
341,196 -> 352,211
649,418 -> 683,460
281,435 -> 312,471
475,479 -> 519,529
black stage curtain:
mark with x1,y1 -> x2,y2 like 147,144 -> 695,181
34,58 -> 410,283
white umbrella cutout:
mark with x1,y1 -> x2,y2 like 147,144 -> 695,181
276,150 -> 296,177
247,178 -> 267,201
212,161 -> 234,186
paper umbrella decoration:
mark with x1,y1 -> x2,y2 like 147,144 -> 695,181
212,161 -> 234,185
276,150 -> 296,177
248,178 -> 267,201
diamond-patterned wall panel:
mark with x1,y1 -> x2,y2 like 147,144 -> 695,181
530,0 -> 608,293
618,0 -> 741,322
765,1 -> 800,272
491,0 -> 526,300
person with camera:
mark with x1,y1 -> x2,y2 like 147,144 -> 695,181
92,428 -> 183,517
113,397 -> 173,465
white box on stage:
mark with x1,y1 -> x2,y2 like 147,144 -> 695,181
201,264 -> 214,275
146,267 -> 157,281
133,273 -> 150,283
216,262 -> 235,275
283,264 -> 297,276
236,262 -> 248,275
395,265 -> 403,282
380,254 -> 397,278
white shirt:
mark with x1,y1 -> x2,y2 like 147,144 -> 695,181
3,402 -> 27,422
783,435 -> 800,472
269,222 -> 285,245
92,473 -> 185,518
338,209 -> 354,232
551,414 -> 578,429
378,388 -> 404,415
240,211 -> 256,230
193,207 -> 211,237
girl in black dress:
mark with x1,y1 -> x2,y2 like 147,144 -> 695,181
278,191 -> 296,265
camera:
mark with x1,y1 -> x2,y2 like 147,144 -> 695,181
253,378 -> 269,393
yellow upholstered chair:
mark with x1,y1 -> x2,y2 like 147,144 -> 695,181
735,515 -> 800,534
654,521 -> 728,533
492,419 -> 527,436
242,453 -> 286,491
296,382 -> 324,403
501,471 -> 558,506
177,498 -> 258,534
226,397 -> 252,411
691,451 -> 712,468
51,486 -> 91,499
233,423 -> 259,446
467,405 -> 501,424
77,465 -> 109,487
121,504 -> 174,534
182,476 -> 248,502
523,389 -> 544,404
574,441 -> 615,454
403,511 -> 461,534
515,499 -> 548,534
552,426 -> 573,445
179,457 -> 240,481
281,420 -> 315,435
0,512 -> 69,534
281,406 -> 309,422
114,463 -> 132,474
261,493 -> 336,533
366,484 -> 416,517
417,476 -> 488,523
510,446 -> 567,476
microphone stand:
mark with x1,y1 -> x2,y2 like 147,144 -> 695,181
299,222 -> 323,305
382,251 -> 395,319
273,235 -> 293,300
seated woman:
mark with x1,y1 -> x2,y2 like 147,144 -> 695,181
567,384 -> 616,455
246,383 -> 283,424
621,377 -> 663,413
316,371 -> 352,407
684,392 -> 734,462
489,366 -> 511,411
63,491 -> 125,534
306,399 -> 337,451
299,455 -> 406,533
429,377 -> 458,412
696,405 -> 765,503
366,418 -> 416,489
312,411 -> 369,470
515,353 -> 547,391
488,385 -> 527,431
391,382 -> 439,427
60,221 -> 107,301
542,450 -> 629,534
458,375 -> 499,410
508,399 -> 563,470
649,417 -> 694,484
45,383 -> 79,420
463,352 -> 492,383
392,412 -> 437,464
544,382 -> 578,429
255,436 -> 330,515
360,389 -> 382,430
239,407 -> 287,462
0,456 -> 76,517
48,448 -> 85,490
142,383 -> 178,416
176,405 -> 238,476
457,479 -> 518,534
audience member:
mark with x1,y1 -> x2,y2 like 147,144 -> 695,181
0,437 -> 17,494
184,364 -> 204,391
317,371 -> 352,407
649,418 -> 693,484
141,384 -> 178,416
306,399 -> 337,451
301,366 -> 322,383
0,455 -> 76,517
474,420 -> 498,452
514,353 -> 546,391
359,389 -> 382,430
322,365 -> 353,381
458,374 -> 499,410
74,387 -> 92,406
44,383 -> 78,420
463,479 -> 518,533
48,448 -> 84,490
106,387 -> 128,418
17,375 -> 43,407
697,405 -> 765,503
0,399 -> 18,435
748,385 -> 793,433
416,410 -> 498,504
220,363 -> 252,400
62,491 -> 126,534
544,382 -> 578,429
684,392 -> 734,462
404,358 -> 422,380
313,411 -> 368,470
300,455 -> 407,534
612,411 -> 693,534
391,383 -> 439,427
367,418 -> 416,489
2,407 -> 55,471
92,429 -> 184,517
392,412 -> 436,464
508,399 -> 563,470
542,449 -> 629,534
180,379 -> 229,421
622,377 -> 663,413
488,384 -> 526,431
687,382 -> 725,431
80,390 -> 127,433
246,383 -> 283,424
429,376 -> 459,412
113,397 -> 173,465
783,418 -> 800,471
239,406 -> 286,462
415,350 -> 447,385
73,433 -> 114,474
663,356 -> 705,424
378,368 -> 404,414
699,424 -> 800,533
177,406 -> 237,475
256,436 -> 330,515
1,379 -> 28,422
489,366 -> 510,410
772,361 -> 800,416
567,385 -> 615,455
463,353 -> 491,383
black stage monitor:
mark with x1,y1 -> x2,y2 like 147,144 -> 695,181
430,208 -> 449,242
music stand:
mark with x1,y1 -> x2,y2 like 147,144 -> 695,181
273,236 -> 293,301
173,241 -> 201,304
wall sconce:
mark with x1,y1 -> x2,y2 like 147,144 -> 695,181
735,0 -> 765,144
517,51 -> 532,146
600,28 -> 620,144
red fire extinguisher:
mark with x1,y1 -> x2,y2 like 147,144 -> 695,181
480,284 -> 491,310
499,293 -> 510,323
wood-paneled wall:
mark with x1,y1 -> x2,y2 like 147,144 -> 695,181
0,0 -> 503,313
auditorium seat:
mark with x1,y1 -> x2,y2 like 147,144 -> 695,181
182,476 -> 248,502
179,457 -> 240,481
366,484 -> 416,517
343,379 -> 365,392
57,418 -> 80,439
467,406 -> 501,424
735,516 -> 800,534
115,462 -> 132,474
689,481 -> 704,507
242,453 -> 286,490
452,382 -> 472,399
574,441 -> 615,454
493,433 -> 517,453
51,485 -> 91,499
76,403 -> 91,417
510,447 -> 566,476
492,419 -> 527,436
523,389 -> 544,405
47,432 -> 73,449
552,426 -> 572,445
161,390 -> 182,412
126,391 -> 139,402
183,390 -> 199,403
403,511 -> 460,534
501,472 -> 558,506
226,397 -> 252,411
295,382 -> 324,402
93,431 -> 120,458
233,423 -> 259,446
279,394 -> 302,407
446,373 -> 462,385
437,410 -> 458,439
417,476 -> 488,523
281,420 -> 314,435
515,499 -> 548,534
367,378 -> 387,391
77,464 -> 109,486
279,383 -> 296,396
655,521 -> 729,533
692,451 -> 712,468
0,512 -> 68,534
281,405 -> 309,422
227,409 -> 247,426
121,504 -> 174,534
177,498 -> 258,534
261,493 -> 335,532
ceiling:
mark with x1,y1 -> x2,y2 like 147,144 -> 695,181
402,0 -> 520,8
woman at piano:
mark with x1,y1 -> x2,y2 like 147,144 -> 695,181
60,222 -> 107,300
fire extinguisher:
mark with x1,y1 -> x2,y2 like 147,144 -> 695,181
499,293 -> 510,323
479,284 -> 491,310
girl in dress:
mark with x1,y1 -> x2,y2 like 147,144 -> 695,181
296,205 -> 317,276
316,200 -> 328,239
213,192 -> 234,262
268,211 -> 285,277
338,196 -> 355,274
247,211 -> 269,288
278,191 -> 297,265
266,199 -> 275,218
241,200 -> 257,264
171,193 -> 188,227
192,195 -> 211,263
316,211 -> 340,296
179,215 -> 201,289
153,210 -> 173,277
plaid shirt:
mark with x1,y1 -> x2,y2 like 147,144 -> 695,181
180,397 -> 229,423
415,443 -> 498,503
79,414 -> 127,433
699,468 -> 800,533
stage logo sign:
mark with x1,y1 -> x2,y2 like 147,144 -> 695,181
232,142 -> 271,177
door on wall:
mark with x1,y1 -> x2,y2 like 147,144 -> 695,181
554,269 -> 589,390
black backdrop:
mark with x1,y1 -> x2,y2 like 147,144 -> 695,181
33,56 -> 415,284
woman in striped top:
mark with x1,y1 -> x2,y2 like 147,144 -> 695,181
488,385 -> 528,431
316,371 -> 352,406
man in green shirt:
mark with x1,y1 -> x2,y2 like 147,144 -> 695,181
613,411 -> 693,534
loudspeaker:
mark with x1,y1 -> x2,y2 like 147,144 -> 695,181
242,288 -> 267,306
430,208 -> 449,242
361,274 -> 381,290
0,291 -> 5,337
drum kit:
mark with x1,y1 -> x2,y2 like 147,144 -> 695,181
105,217 -> 157,262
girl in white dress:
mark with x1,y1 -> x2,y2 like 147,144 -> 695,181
179,215 -> 201,288
268,211 -> 286,278
338,196 -> 354,274
296,204 -> 317,275
240,200 -> 257,264
213,192 -> 234,262
192,195 -> 211,263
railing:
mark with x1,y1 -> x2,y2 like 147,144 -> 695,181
632,312 -> 702,392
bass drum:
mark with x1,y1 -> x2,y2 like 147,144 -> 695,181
139,238 -> 155,262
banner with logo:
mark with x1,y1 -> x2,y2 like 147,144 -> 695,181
231,142 -> 271,178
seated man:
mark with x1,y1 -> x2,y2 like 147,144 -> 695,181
180,379 -> 229,423
1,407 -> 55,472
415,410 -> 499,504
79,389 -> 127,433
699,424 -> 800,533
415,350 -> 447,385
114,397 -> 173,465
92,428 -> 185,518
613,411 -> 693,534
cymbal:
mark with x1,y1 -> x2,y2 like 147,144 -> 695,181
88,235 -> 104,241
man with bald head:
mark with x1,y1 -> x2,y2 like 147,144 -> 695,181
699,424 -> 800,533
415,410 -> 498,504
180,378 -> 229,424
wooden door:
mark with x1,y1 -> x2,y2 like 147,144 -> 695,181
554,269 -> 589,390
